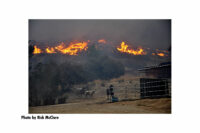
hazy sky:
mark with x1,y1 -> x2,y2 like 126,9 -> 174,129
29,19 -> 171,49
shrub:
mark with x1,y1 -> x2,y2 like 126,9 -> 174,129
58,97 -> 66,104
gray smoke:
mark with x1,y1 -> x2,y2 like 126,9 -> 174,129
29,19 -> 171,49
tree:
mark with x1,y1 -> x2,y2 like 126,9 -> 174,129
29,45 -> 34,58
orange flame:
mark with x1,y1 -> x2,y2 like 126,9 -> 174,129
117,41 -> 146,55
46,47 -> 56,54
55,41 -> 88,55
32,40 -> 168,57
153,49 -> 168,57
152,52 -> 165,57
33,45 -> 42,54
157,53 -> 165,57
98,39 -> 106,44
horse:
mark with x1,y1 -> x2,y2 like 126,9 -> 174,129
84,90 -> 95,97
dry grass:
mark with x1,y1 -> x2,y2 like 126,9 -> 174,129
29,97 -> 171,114
29,74 -> 171,114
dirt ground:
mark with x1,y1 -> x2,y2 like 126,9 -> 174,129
29,97 -> 171,114
29,74 -> 171,114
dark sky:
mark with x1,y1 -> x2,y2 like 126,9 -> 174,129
29,19 -> 171,49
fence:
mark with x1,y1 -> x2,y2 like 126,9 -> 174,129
140,78 -> 171,98
112,78 -> 171,101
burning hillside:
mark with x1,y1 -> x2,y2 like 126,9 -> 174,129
28,20 -> 171,114
31,40 -> 169,57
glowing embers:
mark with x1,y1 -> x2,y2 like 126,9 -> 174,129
117,41 -> 146,55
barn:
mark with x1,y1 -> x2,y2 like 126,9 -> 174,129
138,62 -> 171,98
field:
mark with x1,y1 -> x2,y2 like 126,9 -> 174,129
29,97 -> 171,113
29,74 -> 171,114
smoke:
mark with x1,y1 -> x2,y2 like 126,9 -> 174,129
29,19 -> 171,49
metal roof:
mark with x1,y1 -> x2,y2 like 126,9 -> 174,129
138,64 -> 171,71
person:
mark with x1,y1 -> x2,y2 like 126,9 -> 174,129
109,85 -> 114,102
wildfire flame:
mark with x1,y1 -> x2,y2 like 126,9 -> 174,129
55,41 -> 88,55
152,53 -> 165,56
33,41 -> 88,55
32,40 -> 168,57
117,41 -> 146,55
152,49 -> 168,57
46,47 -> 56,53
33,46 -> 42,54
98,39 -> 106,44
157,53 -> 165,57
